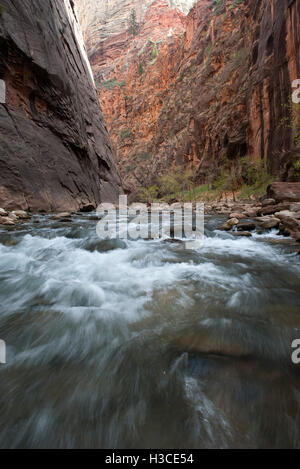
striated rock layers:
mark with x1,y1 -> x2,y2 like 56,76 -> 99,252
76,0 -> 300,199
0,0 -> 122,212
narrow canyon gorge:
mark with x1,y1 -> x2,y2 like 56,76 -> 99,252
0,0 -> 300,451
76,0 -> 300,199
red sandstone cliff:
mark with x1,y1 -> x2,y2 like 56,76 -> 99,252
77,0 -> 300,198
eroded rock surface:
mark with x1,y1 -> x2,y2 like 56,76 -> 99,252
76,0 -> 300,197
0,0 -> 122,211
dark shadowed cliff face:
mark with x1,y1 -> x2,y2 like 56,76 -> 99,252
0,0 -> 122,211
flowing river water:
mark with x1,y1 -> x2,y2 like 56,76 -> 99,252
0,212 -> 300,449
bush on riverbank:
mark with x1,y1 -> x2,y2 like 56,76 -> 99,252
137,157 -> 275,204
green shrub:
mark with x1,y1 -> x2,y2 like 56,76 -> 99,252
138,62 -> 144,76
129,9 -> 139,36
102,79 -> 126,90
136,152 -> 152,161
120,129 -> 133,140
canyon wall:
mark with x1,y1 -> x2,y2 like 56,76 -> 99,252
0,0 -> 122,211
77,0 -> 300,198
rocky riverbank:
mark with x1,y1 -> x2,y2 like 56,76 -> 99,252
215,183 -> 300,243
2,183 -> 300,245
0,209 -> 31,226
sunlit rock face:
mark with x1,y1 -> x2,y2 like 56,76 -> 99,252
75,0 -> 195,78
0,0 -> 122,211
75,0 -> 195,195
76,0 -> 300,198
76,0 -> 195,52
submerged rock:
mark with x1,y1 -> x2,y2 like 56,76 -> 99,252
231,232 -> 252,237
219,218 -> 239,231
52,213 -> 72,220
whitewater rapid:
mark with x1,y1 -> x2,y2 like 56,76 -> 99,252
0,213 -> 299,448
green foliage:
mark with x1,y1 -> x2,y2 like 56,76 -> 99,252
280,98 -> 300,170
177,72 -> 184,83
205,43 -> 215,57
136,152 -> 152,161
155,167 -> 196,201
293,158 -> 300,177
120,129 -> 133,140
138,62 -> 144,76
280,102 -> 299,145
139,155 -> 274,203
152,43 -> 158,60
238,176 -> 274,201
126,163 -> 137,174
138,185 -> 159,203
101,79 -> 126,90
218,48 -> 248,83
129,9 -> 139,36
0,4 -> 4,18
212,0 -> 225,15
149,42 -> 159,65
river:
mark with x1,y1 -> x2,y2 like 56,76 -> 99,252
0,212 -> 300,448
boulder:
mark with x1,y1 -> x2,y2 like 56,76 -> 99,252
218,222 -> 231,231
229,213 -> 247,220
260,218 -> 280,230
80,203 -> 95,213
231,232 -> 252,237
274,211 -> 297,219
267,182 -> 300,203
262,198 -> 276,207
8,212 -> 19,221
0,217 -> 16,225
243,207 -> 259,218
230,205 -> 245,213
237,222 -> 256,232
258,203 -> 291,216
228,217 -> 240,227
279,216 -> 300,237
0,208 -> 8,216
290,203 -> 300,213
11,210 -> 30,219
218,218 -> 239,231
